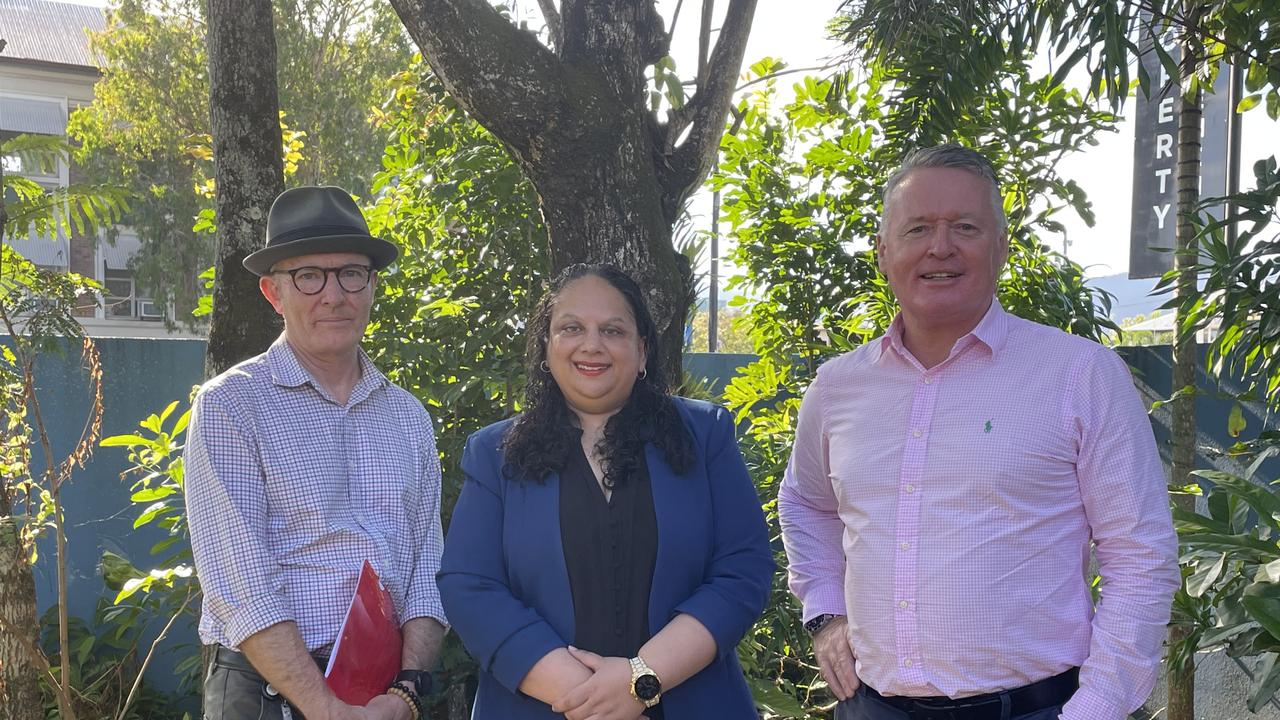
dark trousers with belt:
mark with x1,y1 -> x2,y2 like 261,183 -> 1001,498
203,645 -> 325,720
835,668 -> 1077,720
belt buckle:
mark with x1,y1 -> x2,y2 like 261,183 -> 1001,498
912,696 -> 999,720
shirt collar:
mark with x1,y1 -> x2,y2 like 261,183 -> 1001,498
267,334 -> 388,403
877,297 -> 1010,365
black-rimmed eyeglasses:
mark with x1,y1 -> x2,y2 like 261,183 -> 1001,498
271,264 -> 373,295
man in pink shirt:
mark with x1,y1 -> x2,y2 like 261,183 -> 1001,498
779,145 -> 1179,720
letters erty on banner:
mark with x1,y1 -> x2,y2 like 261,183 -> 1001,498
1129,30 -> 1231,280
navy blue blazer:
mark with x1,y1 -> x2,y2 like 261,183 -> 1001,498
438,398 -> 774,719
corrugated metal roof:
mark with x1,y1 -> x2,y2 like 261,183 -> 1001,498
0,0 -> 105,69
0,96 -> 65,134
4,230 -> 70,267
102,230 -> 140,270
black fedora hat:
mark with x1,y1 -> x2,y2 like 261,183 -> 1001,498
242,186 -> 399,276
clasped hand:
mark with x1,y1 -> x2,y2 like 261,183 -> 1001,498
550,646 -> 647,720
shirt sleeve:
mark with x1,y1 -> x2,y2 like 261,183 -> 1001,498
184,386 -> 293,648
403,407 -> 448,626
436,432 -> 567,694
778,369 -> 848,622
671,404 -> 775,657
1061,347 -> 1180,720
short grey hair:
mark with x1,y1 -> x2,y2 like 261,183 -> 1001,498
880,144 -> 1008,235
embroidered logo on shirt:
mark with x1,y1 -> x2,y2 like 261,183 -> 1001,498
984,419 -> 994,433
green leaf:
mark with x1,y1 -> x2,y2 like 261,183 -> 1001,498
1237,94 -> 1263,113
99,550 -> 141,591
1195,470 -> 1280,531
130,486 -> 176,502
1243,583 -> 1280,645
1229,402 -> 1247,438
100,434 -> 144,447
1251,653 -> 1280,713
1187,552 -> 1226,597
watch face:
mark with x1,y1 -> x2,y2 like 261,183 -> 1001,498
634,673 -> 661,701
395,670 -> 431,694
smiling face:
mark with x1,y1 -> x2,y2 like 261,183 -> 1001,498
259,251 -> 376,363
545,274 -> 647,422
877,166 -> 1008,341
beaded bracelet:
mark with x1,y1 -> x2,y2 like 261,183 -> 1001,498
385,684 -> 420,720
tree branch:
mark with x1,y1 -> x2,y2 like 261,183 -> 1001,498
536,0 -> 564,51
697,0 -> 714,85
660,0 -> 757,205
388,0 -> 566,156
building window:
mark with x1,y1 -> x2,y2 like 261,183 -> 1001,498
101,269 -> 161,321
103,270 -> 135,318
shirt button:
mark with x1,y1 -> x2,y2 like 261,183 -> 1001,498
923,377 -> 933,384
900,542 -> 910,550
905,484 -> 916,494
904,658 -> 914,668
899,600 -> 909,609
912,429 -> 922,438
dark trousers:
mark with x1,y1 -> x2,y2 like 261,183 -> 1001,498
202,646 -> 322,720
835,686 -> 1066,720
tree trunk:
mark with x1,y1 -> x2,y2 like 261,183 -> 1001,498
1166,3 -> 1204,717
0,516 -> 42,720
388,0 -> 757,379
203,0 -> 286,378
0,125 -> 43,720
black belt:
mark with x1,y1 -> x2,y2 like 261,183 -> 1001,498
212,644 -> 330,673
211,644 -> 330,714
862,667 -> 1078,720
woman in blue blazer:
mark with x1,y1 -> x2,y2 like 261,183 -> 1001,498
439,264 -> 773,720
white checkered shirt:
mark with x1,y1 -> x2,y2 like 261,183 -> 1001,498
185,336 -> 447,651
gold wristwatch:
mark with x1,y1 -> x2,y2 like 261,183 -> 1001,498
628,655 -> 662,708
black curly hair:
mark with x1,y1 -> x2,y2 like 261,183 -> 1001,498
502,264 -> 694,487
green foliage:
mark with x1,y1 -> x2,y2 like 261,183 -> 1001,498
0,246 -> 104,559
68,0 -> 414,323
2,134 -> 131,244
687,307 -> 756,354
1174,432 -> 1280,711
1174,156 -> 1280,409
36,603 -> 190,720
835,1 -> 1280,115
363,55 -> 546,495
99,397 -> 203,695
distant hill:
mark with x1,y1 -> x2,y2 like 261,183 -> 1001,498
1086,273 -> 1167,321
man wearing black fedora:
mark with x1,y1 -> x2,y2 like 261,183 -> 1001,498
185,186 -> 447,720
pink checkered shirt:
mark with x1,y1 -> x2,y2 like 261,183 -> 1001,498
779,300 -> 1178,720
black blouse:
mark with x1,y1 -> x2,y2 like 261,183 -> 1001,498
559,437 -> 663,718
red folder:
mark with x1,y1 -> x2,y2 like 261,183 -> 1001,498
324,560 -> 403,705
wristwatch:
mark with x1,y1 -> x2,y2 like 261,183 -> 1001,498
803,613 -> 843,636
628,656 -> 662,708
394,669 -> 433,696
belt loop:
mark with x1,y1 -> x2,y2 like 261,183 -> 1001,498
999,692 -> 1011,720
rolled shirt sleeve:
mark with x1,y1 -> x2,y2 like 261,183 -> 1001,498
184,386 -> 293,648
